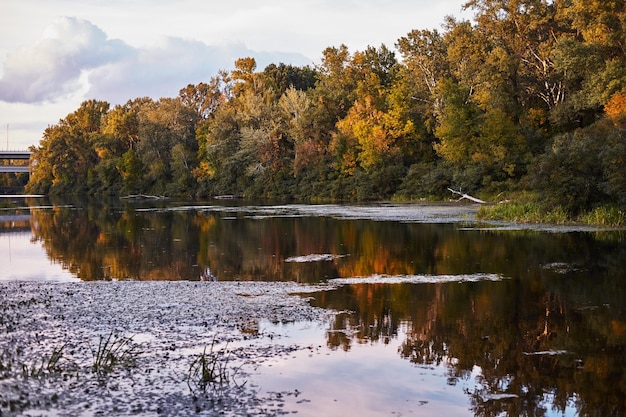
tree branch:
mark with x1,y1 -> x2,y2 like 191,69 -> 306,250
447,188 -> 488,204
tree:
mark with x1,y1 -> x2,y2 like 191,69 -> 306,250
434,79 -> 482,166
179,75 -> 229,120
314,45 -> 357,123
397,28 -> 449,120
605,89 -> 626,127
117,149 -> 143,194
263,63 -> 317,100
435,78 -> 527,190
532,122 -> 609,213
278,86 -> 313,174
194,102 -> 241,196
552,0 -> 626,124
135,98 -> 199,194
27,100 -> 109,194
231,57 -> 261,96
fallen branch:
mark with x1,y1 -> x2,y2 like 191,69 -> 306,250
447,188 -> 488,204
120,194 -> 167,200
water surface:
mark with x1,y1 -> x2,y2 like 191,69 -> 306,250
1,197 -> 624,416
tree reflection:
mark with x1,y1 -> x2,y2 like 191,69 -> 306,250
21,199 -> 626,415
26,199 -> 625,286
310,275 -> 626,417
28,198 -> 208,281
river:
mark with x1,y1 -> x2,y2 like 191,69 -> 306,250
1,197 -> 625,416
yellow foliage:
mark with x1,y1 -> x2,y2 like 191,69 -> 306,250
95,147 -> 108,159
192,161 -> 215,181
605,90 -> 626,126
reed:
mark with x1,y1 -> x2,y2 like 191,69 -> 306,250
578,206 -> 626,226
186,338 -> 242,393
20,344 -> 67,378
477,201 -> 548,223
479,200 -> 626,227
90,333 -> 140,375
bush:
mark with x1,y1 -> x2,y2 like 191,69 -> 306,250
531,121 -> 612,214
395,161 -> 452,200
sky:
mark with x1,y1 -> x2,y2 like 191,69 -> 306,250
0,0 -> 471,151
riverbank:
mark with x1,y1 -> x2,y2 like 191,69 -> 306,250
476,199 -> 626,227
0,280 -> 335,416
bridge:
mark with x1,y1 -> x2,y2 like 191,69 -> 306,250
0,150 -> 32,173
0,214 -> 32,235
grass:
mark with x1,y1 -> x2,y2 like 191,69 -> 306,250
186,338 -> 243,393
578,206 -> 626,227
7,332 -> 245,394
477,199 -> 626,227
477,201 -> 568,224
20,344 -> 68,378
90,333 -> 140,375
5,335 -> 138,381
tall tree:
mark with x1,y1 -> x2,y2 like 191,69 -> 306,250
179,74 -> 230,120
554,0 -> 626,119
132,98 -> 199,194
263,63 -> 317,100
27,100 -> 109,194
397,28 -> 449,121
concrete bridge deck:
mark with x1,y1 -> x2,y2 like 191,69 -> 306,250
0,150 -> 32,159
0,150 -> 32,174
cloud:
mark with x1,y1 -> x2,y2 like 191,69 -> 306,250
86,38 -> 313,104
0,16 -> 313,106
0,17 -> 132,103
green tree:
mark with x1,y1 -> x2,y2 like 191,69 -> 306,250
263,63 -> 317,100
397,28 -> 449,121
27,100 -> 109,194
117,148 -> 144,194
134,97 -> 199,194
435,78 -> 527,190
194,103 -> 241,196
532,121 -> 609,213
553,0 -> 626,123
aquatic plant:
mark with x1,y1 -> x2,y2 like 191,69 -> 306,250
20,344 -> 67,378
478,200 -> 626,227
90,333 -> 140,375
186,338 -> 242,393
578,206 -> 626,226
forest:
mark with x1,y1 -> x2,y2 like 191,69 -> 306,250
17,0 -> 626,216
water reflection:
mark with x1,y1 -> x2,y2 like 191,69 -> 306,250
7,198 -> 625,285
254,320 -> 475,417
2,197 -> 625,415
308,277 -> 626,416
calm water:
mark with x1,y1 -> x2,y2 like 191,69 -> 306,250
1,197 -> 625,416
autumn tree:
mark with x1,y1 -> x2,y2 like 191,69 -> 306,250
552,0 -> 626,126
263,63 -> 317,100
25,2 -> 626,210
27,100 -> 109,195
179,74 -> 230,120
134,98 -> 199,195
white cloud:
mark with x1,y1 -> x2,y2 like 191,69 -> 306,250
0,0 -> 471,150
86,37 -> 312,104
0,16 -> 312,106
0,17 -> 132,103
